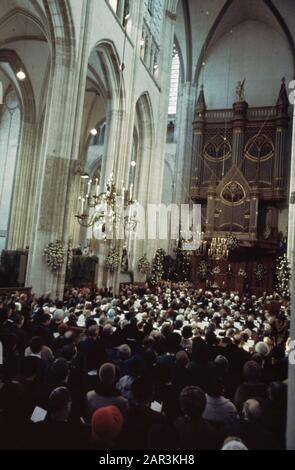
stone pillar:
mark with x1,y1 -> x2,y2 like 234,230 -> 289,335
232,101 -> 248,166
25,1 -> 92,299
274,79 -> 289,199
288,236 -> 295,449
145,8 -> 176,204
138,6 -> 177,265
287,101 -> 295,450
288,93 -> 295,261
80,0 -> 144,293
100,109 -> 125,187
7,115 -> 37,250
191,85 -> 206,199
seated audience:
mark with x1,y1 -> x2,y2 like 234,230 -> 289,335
0,284 -> 290,450
174,386 -> 223,450
86,363 -> 129,421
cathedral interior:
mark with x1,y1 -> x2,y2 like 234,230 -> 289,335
0,0 -> 295,452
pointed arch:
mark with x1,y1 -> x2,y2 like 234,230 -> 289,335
194,0 -> 234,84
0,49 -> 36,124
43,0 -> 76,68
0,7 -> 49,41
94,39 -> 126,108
264,0 -> 295,71
194,0 -> 295,83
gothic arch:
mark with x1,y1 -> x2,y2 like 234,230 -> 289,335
94,39 -> 126,108
5,0 -> 77,250
0,7 -> 49,43
194,0 -> 295,83
44,0 -> 76,69
0,49 -> 36,124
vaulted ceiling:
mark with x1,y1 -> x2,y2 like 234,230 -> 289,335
176,0 -> 295,82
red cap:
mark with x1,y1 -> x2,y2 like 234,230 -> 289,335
91,406 -> 123,442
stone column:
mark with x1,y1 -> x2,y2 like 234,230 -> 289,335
130,2 -> 179,278
191,85 -> 206,201
146,7 -> 177,202
174,83 -> 198,201
274,79 -> 289,200
100,109 -> 125,187
25,1 -> 92,299
96,0 -> 144,293
287,102 -> 295,450
7,114 -> 37,250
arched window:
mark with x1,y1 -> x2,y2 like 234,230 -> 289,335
168,44 -> 181,116
0,87 -> 21,250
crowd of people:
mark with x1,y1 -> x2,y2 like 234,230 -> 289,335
0,283 -> 290,450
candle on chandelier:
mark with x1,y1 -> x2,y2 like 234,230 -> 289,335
130,184 -> 133,201
81,198 -> 85,214
121,180 -> 125,198
87,180 -> 91,198
96,179 -> 100,196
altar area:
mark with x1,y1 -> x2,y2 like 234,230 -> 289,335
191,246 -> 277,295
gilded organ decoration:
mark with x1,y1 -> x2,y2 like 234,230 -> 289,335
245,134 -> 274,162
191,79 -> 289,247
204,134 -> 231,162
221,181 -> 245,206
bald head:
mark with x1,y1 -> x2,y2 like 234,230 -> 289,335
176,350 -> 189,367
99,363 -> 116,386
242,399 -> 263,422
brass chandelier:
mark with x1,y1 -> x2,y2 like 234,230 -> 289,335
75,172 -> 137,237
208,236 -> 230,261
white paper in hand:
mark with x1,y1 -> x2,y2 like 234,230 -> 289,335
150,401 -> 162,413
31,407 -> 47,423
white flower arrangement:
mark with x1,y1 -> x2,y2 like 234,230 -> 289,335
138,253 -> 151,274
212,266 -> 221,275
275,254 -> 291,300
67,238 -> 73,270
105,248 -> 120,272
198,260 -> 208,279
227,234 -> 240,251
43,240 -> 65,273
255,263 -> 267,282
